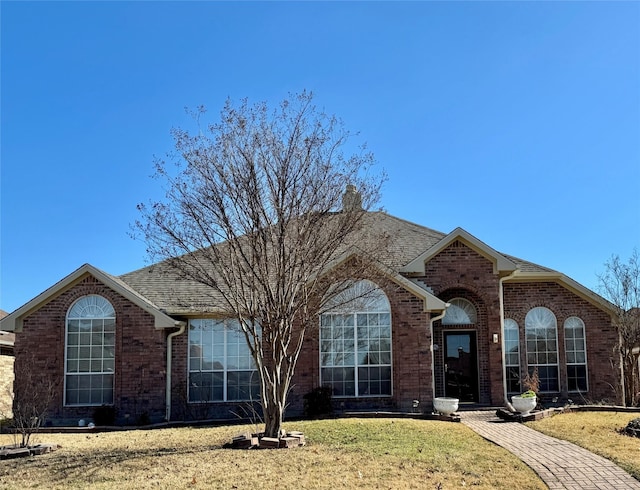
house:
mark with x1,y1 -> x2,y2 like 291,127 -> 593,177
0,309 -> 15,419
0,210 -> 619,425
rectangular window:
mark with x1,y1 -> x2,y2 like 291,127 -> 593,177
65,318 -> 115,406
565,318 -> 588,392
188,319 -> 259,402
526,328 -> 559,392
504,320 -> 521,394
320,312 -> 392,397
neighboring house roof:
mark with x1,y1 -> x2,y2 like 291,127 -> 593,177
0,264 -> 180,332
0,310 -> 15,349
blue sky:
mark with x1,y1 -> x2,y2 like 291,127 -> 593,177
1,1 -> 639,313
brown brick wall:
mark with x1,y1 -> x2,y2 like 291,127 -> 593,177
15,275 -> 168,425
419,241 -> 504,405
503,281 -> 618,403
293,276 -> 433,415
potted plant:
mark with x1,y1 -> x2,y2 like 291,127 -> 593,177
511,369 -> 539,415
511,390 -> 537,415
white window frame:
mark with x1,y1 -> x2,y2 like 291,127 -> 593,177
504,319 -> 521,394
525,306 -> 559,392
187,319 -> 259,403
64,295 -> 115,407
319,280 -> 392,398
442,298 -> 477,325
564,316 -> 588,393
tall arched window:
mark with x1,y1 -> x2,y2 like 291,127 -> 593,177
525,307 -> 558,392
564,316 -> 588,392
504,319 -> 520,393
320,280 -> 392,397
442,298 -> 477,325
65,295 -> 115,406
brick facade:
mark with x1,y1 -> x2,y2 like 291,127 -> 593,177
8,233 -> 620,424
503,281 -> 617,402
14,276 -> 167,425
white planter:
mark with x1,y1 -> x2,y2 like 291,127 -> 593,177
433,397 -> 459,416
511,395 -> 537,415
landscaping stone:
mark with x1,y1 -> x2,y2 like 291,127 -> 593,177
0,443 -> 58,460
227,431 -> 305,449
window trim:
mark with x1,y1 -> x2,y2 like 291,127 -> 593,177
187,318 -> 259,403
504,318 -> 521,394
525,306 -> 559,393
564,316 -> 589,393
441,298 -> 477,325
64,295 -> 116,407
319,280 -> 393,398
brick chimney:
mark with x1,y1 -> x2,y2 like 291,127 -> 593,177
342,184 -> 363,212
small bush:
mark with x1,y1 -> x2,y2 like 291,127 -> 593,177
93,405 -> 117,426
136,411 -> 151,426
621,417 -> 640,438
303,386 -> 333,419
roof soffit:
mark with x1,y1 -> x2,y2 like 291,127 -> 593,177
400,227 -> 518,275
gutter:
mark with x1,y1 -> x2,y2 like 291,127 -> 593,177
166,321 -> 187,422
429,307 -> 449,403
499,270 -> 518,412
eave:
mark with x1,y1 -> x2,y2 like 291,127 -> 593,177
504,271 -> 617,316
401,227 -> 517,276
0,264 -> 179,332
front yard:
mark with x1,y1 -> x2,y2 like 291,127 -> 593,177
2,412 -> 638,489
1,418 -> 545,489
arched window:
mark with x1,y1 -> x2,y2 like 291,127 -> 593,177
564,317 -> 588,392
525,307 -> 558,392
65,295 -> 115,406
504,319 -> 520,394
320,280 -> 392,397
442,298 -> 477,325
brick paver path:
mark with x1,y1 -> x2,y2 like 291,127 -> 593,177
461,410 -> 640,489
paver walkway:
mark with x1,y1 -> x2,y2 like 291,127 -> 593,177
461,410 -> 640,490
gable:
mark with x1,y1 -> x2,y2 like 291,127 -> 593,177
0,264 -> 178,332
400,227 -> 517,276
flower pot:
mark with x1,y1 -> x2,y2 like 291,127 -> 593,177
511,395 -> 537,415
433,397 -> 459,416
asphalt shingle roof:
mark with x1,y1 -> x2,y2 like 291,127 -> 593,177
119,211 -> 556,314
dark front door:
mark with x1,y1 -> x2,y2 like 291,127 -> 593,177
444,331 -> 478,402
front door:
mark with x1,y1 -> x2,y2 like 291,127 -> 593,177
444,331 -> 478,402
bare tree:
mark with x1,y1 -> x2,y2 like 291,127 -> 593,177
7,356 -> 57,447
598,249 -> 640,407
135,92 -> 386,438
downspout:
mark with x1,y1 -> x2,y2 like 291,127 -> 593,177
499,270 -> 518,412
166,321 -> 186,422
429,307 -> 449,403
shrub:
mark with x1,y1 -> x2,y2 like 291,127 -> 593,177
303,386 -> 333,419
621,417 -> 640,438
92,405 -> 117,426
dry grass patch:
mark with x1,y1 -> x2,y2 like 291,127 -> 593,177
1,418 -> 546,489
527,411 -> 640,480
